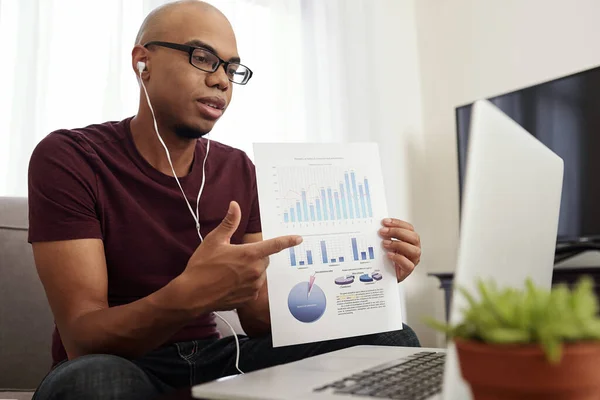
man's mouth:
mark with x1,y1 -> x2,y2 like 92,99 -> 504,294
196,96 -> 226,120
197,97 -> 226,110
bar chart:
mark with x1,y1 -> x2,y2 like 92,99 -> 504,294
276,166 -> 374,225
287,234 -> 377,267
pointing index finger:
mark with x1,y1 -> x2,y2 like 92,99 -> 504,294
250,235 -> 303,259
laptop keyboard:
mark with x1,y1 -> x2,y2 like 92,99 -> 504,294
313,351 -> 446,399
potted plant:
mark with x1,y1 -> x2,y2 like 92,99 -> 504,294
426,276 -> 600,400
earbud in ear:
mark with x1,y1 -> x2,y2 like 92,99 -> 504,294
137,61 -> 146,74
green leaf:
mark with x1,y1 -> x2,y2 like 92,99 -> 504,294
572,277 -> 598,319
422,317 -> 454,336
456,285 -> 478,310
547,321 -> 582,340
539,329 -> 562,364
579,319 -> 600,340
481,328 -> 531,343
426,276 -> 600,364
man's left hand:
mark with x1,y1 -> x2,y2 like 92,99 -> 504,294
379,218 -> 421,282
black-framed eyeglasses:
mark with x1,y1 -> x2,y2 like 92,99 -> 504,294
143,41 -> 253,85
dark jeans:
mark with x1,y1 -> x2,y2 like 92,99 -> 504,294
33,325 -> 420,400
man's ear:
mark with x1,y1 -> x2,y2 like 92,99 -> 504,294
131,45 -> 149,76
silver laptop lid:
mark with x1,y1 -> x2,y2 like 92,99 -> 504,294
443,99 -> 564,400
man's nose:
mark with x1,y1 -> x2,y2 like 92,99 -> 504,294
207,64 -> 230,91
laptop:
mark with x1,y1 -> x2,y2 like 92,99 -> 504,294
191,99 -> 564,400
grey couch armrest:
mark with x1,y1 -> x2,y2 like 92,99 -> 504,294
0,197 -> 54,391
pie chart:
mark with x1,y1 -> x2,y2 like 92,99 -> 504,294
335,275 -> 355,285
288,281 -> 327,323
360,274 -> 373,282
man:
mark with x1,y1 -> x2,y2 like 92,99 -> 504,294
28,1 -> 422,399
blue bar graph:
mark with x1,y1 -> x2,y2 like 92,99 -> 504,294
302,191 -> 308,221
352,238 -> 359,261
340,184 -> 348,219
321,189 -> 328,221
289,247 -> 314,267
351,172 -> 360,218
321,241 -> 328,263
327,188 -> 334,220
351,238 -> 375,262
316,199 -> 322,220
345,173 -> 354,219
364,178 -> 373,217
359,184 -> 367,219
282,170 -> 373,224
289,236 -> 375,267
334,192 -> 341,219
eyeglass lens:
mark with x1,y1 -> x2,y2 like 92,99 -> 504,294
191,48 -> 250,84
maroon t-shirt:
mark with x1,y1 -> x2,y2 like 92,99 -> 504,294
27,117 -> 261,366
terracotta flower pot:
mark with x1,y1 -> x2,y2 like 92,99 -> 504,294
455,338 -> 600,400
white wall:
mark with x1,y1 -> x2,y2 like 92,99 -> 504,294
370,0 -> 425,328
327,0 -> 426,331
409,0 -> 600,347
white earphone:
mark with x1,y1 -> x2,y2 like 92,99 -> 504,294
136,59 -> 243,374
137,61 -> 146,74
136,59 -> 210,241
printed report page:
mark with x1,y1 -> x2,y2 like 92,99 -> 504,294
253,142 -> 403,347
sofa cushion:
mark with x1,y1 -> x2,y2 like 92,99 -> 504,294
0,197 -> 55,390
0,390 -> 34,400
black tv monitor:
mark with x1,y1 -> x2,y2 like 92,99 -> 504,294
456,66 -> 600,245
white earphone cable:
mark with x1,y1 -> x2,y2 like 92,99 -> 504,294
214,312 -> 244,375
138,66 -> 243,374
196,139 -> 210,232
139,68 -> 204,240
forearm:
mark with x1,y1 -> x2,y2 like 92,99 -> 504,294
64,276 -> 205,360
236,285 -> 271,337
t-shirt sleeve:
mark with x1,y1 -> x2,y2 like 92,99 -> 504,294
246,157 -> 262,234
28,132 -> 103,243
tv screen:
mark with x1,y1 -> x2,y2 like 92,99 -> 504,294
456,66 -> 600,244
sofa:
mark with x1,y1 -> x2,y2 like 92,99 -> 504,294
0,197 -> 244,400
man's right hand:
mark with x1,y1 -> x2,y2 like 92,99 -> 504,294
179,201 -> 302,314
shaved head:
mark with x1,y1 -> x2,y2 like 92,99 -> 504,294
131,0 -> 240,140
135,0 -> 231,45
